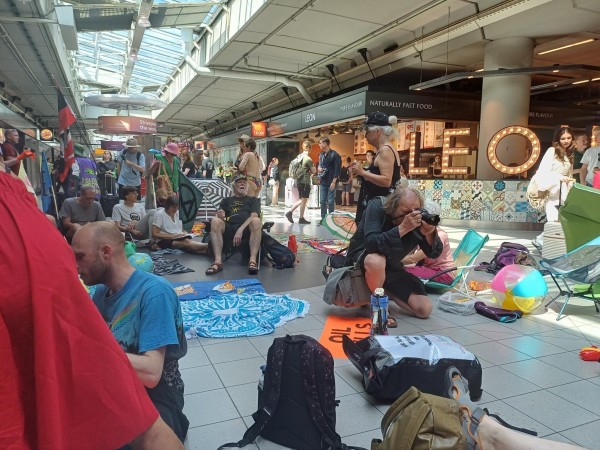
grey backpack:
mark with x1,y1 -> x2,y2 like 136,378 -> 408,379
323,265 -> 371,307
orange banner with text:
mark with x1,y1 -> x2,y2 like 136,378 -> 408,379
319,315 -> 371,359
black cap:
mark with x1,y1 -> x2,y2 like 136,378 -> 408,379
363,111 -> 390,128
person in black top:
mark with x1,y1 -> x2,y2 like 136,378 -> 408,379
317,137 -> 341,223
97,150 -> 117,195
205,174 -> 262,276
345,187 -> 442,320
181,152 -> 196,178
351,111 -> 401,224
201,151 -> 214,179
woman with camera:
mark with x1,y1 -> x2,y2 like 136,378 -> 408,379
345,187 -> 442,321
402,201 -> 455,285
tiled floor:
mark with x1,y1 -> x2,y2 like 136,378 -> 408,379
163,203 -> 600,450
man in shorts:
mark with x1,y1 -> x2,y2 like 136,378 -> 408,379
205,174 -> 262,275
285,140 -> 315,224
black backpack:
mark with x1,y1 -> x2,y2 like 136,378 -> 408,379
218,335 -> 366,450
339,166 -> 350,183
261,232 -> 295,269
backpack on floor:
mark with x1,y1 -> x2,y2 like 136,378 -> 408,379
218,335 -> 366,450
261,231 -> 295,269
474,241 -> 529,274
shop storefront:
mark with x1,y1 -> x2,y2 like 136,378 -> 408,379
205,87 -> 599,227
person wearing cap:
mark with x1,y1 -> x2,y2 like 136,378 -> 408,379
316,136 -> 342,223
350,111 -> 401,224
117,137 -> 145,200
205,173 -> 262,275
149,142 -> 180,206
234,134 -> 249,169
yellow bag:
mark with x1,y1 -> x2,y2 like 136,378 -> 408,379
371,387 -> 465,450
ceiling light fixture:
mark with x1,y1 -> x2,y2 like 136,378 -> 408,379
303,132 -> 309,139
572,79 -> 590,85
282,86 -> 294,108
137,17 -> 151,28
251,101 -> 264,119
315,129 -> 321,138
357,48 -> 376,80
537,38 -> 595,55
326,64 -> 342,92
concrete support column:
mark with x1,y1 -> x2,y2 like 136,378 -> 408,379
477,37 -> 534,179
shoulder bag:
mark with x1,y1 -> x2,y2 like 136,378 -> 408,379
155,162 -> 173,202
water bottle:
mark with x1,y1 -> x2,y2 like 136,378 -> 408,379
370,290 -> 381,336
370,288 -> 389,336
288,234 -> 298,254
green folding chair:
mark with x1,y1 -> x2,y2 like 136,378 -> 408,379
558,183 -> 600,251
421,229 -> 490,294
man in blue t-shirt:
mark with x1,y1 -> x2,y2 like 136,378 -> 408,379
117,137 -> 146,199
71,221 -> 189,443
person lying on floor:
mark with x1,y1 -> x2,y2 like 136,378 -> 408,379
401,200 -> 456,285
345,187 -> 442,322
112,185 -> 156,240
447,367 -> 585,450
151,194 -> 208,255
205,174 -> 262,276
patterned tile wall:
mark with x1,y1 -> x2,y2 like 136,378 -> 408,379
407,179 -> 545,223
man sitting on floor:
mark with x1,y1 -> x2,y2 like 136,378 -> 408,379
112,185 -> 156,240
59,185 -> 105,241
206,174 -> 262,275
71,222 -> 189,443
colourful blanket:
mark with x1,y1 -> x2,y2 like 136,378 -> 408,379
300,239 -> 348,255
171,279 -> 310,338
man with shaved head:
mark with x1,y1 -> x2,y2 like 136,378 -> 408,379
72,222 -> 189,443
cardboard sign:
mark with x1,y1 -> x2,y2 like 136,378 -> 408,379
319,315 -> 371,359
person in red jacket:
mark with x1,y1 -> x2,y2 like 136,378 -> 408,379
0,170 -> 183,450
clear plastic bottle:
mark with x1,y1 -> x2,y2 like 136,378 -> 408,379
370,288 -> 389,336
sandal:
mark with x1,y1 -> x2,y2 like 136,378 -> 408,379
445,366 -> 484,450
248,261 -> 259,275
387,317 -> 398,328
205,263 -> 223,275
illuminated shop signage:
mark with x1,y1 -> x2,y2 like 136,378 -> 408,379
407,132 -> 427,175
487,126 -> 540,174
251,121 -> 267,138
442,128 -> 471,175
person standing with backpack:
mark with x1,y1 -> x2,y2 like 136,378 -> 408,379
286,140 -> 315,224
201,151 -> 214,179
339,156 -> 353,206
317,136 -> 341,224
117,137 -> 145,200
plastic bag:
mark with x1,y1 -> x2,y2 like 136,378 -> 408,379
437,292 -> 477,315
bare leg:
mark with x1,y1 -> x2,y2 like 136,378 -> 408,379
299,197 -> 308,219
476,414 -> 584,450
209,217 -> 225,265
363,253 -> 387,293
246,180 -> 257,197
248,217 -> 262,264
172,239 -> 208,255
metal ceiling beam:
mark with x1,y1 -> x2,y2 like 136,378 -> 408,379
120,0 -> 153,94
409,64 -> 600,90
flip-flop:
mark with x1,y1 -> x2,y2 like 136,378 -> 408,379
387,317 -> 398,328
205,262 -> 223,275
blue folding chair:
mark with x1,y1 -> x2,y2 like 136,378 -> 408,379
540,236 -> 600,321
421,229 -> 490,294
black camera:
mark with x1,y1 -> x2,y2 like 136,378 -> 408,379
415,208 -> 440,226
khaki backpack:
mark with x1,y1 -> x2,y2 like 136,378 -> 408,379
371,386 -> 465,450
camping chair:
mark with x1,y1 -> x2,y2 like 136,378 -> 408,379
421,229 -> 490,294
540,236 -> 600,321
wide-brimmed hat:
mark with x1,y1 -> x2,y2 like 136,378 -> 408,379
163,142 -> 179,155
233,174 -> 248,183
238,134 -> 250,143
362,111 -> 390,129
125,137 -> 140,148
